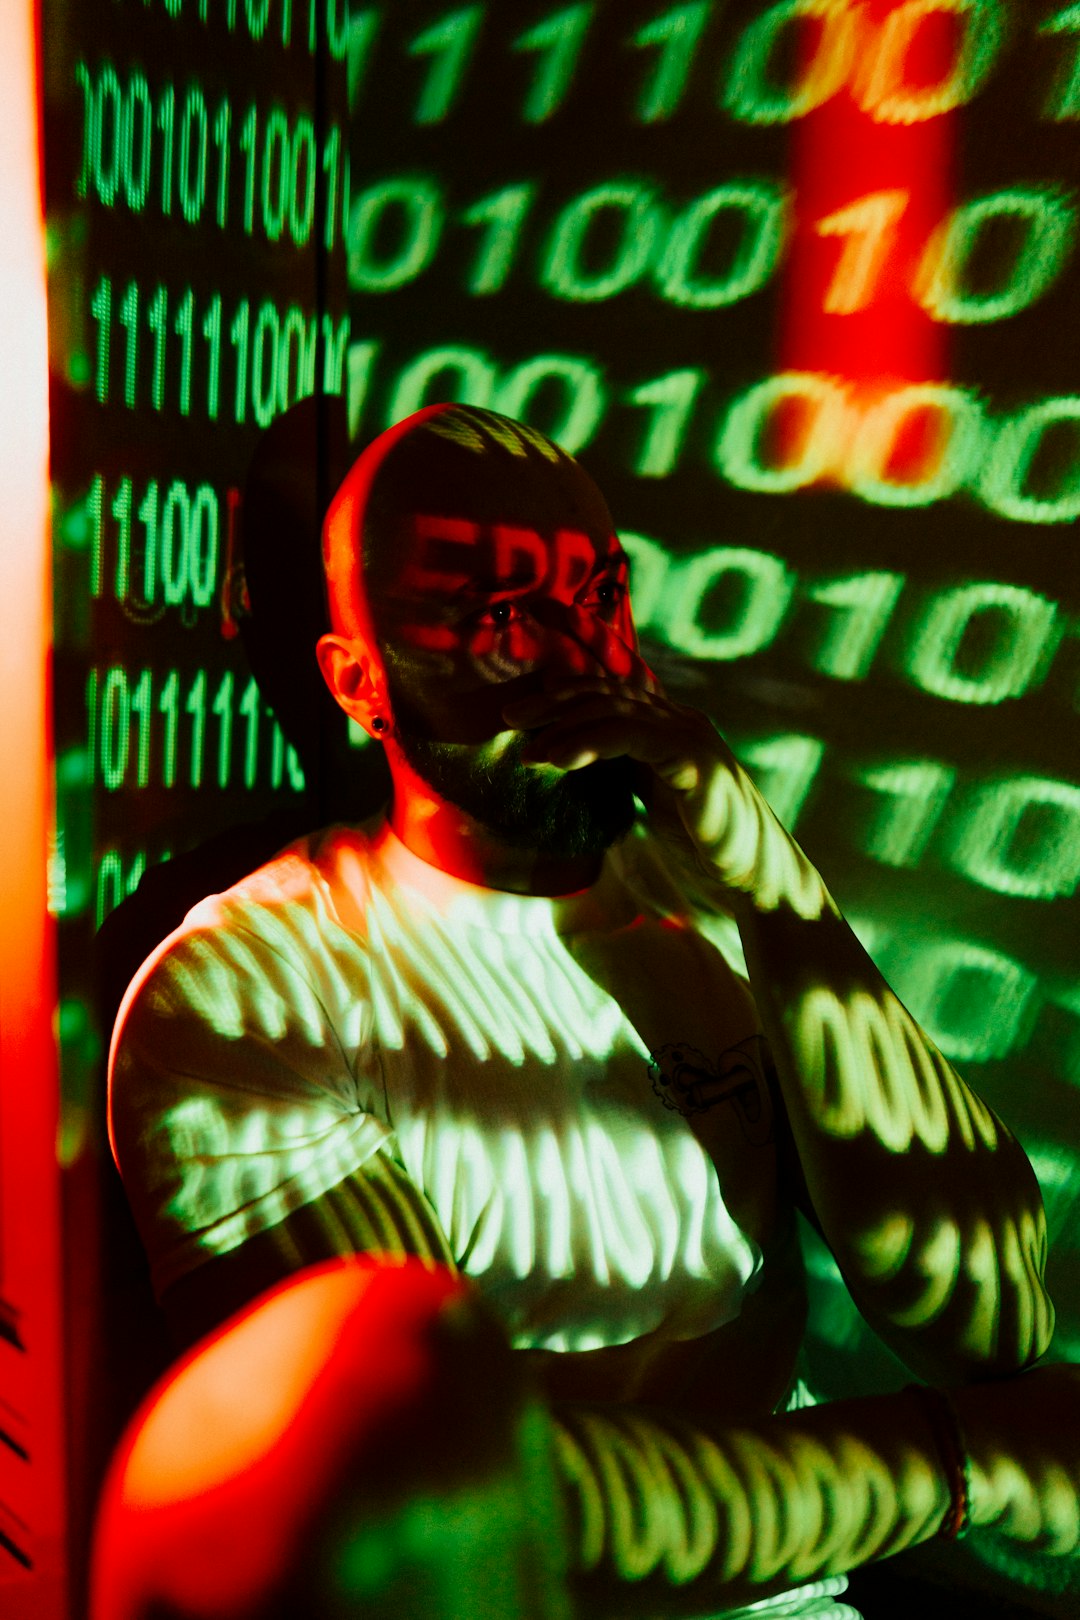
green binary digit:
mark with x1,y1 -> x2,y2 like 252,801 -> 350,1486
186,670 -> 207,789
252,302 -> 281,427
95,64 -> 122,205
918,187 -> 1078,324
262,107 -> 289,241
630,2 -> 711,122
495,353 -> 606,454
724,0 -> 851,125
156,84 -> 175,215
189,486 -> 219,609
541,182 -> 661,301
212,99 -> 231,226
626,368 -> 703,477
99,667 -> 131,793
75,61 -> 93,199
321,124 -> 341,250
852,760 -> 956,868
665,547 -> 793,660
125,72 -> 153,212
289,116 -> 316,245
736,733 -> 824,831
239,104 -> 258,232
408,7 -> 484,125
246,0 -> 269,42
904,582 -> 1061,705
347,10 -> 380,111
950,777 -> 1080,900
178,86 -> 208,224
803,571 -> 905,681
88,475 -> 104,598
161,483 -> 191,606
230,298 -> 250,423
131,668 -> 153,788
147,283 -> 167,410
347,177 -> 444,293
979,396 -> 1080,524
158,670 -> 180,789
112,476 -> 132,598
118,280 -> 139,408
513,5 -> 594,123
203,295 -> 222,420
90,273 -> 111,405
461,184 -> 535,295
213,671 -> 235,789
240,676 -> 261,788
137,480 -> 160,604
1041,1 -> 1080,118
175,288 -> 194,416
656,181 -> 787,309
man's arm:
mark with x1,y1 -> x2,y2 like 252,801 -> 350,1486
506,678 -> 1055,1384
675,759 -> 1055,1383
557,1360 -> 1080,1618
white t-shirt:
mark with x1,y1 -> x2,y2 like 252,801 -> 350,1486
110,817 -> 780,1341
108,814 -> 859,1620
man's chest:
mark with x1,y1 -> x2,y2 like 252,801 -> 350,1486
355,911 -> 785,1352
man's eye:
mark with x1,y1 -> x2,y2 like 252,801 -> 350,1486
586,580 -> 627,612
476,601 -> 522,628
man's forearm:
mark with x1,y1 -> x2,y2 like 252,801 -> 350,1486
726,805 -> 1053,1382
553,1368 -> 1080,1620
667,751 -> 1054,1380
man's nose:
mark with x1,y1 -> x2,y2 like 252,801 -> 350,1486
525,597 -> 635,682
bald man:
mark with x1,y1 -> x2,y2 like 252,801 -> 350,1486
105,405 -> 1076,1620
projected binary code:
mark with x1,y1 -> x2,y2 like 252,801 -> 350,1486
340,7 -> 1078,1607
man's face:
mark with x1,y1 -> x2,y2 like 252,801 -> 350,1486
368,493 -> 642,859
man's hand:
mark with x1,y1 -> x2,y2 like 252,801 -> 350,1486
502,671 -> 830,920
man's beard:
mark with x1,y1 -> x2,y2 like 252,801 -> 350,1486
388,697 -> 638,860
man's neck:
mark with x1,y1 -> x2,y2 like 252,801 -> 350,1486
387,775 -> 603,897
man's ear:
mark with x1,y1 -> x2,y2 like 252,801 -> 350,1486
316,634 -> 388,737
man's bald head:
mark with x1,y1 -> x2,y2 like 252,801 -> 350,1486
321,404 -> 615,646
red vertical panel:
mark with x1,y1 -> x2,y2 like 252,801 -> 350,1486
0,0 -> 67,1613
782,0 -> 957,474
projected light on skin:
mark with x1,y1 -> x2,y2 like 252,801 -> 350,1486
313,403 -> 1055,1385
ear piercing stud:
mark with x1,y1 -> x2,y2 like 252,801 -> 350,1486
371,716 -> 387,733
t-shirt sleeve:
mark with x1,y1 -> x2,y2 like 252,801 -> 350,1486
108,901 -> 403,1299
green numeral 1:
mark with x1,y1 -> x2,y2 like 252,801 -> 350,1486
804,572 -> 905,681
158,670 -> 179,789
240,676 -> 261,788
147,284 -> 167,410
90,274 -> 111,405
213,99 -> 231,226
175,288 -> 194,416
513,5 -> 593,123
461,184 -> 535,294
131,667 -> 152,788
118,281 -> 139,408
1041,2 -> 1080,118
186,670 -> 207,789
852,760 -> 956,868
347,9 -> 380,111
630,2 -> 711,122
112,476 -> 132,597
156,86 -> 175,216
213,670 -> 234,789
408,6 -> 483,124
203,295 -> 222,420
627,368 -> 703,477
230,299 -> 250,424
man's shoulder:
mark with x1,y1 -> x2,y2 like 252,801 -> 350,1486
111,818 -> 386,1051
